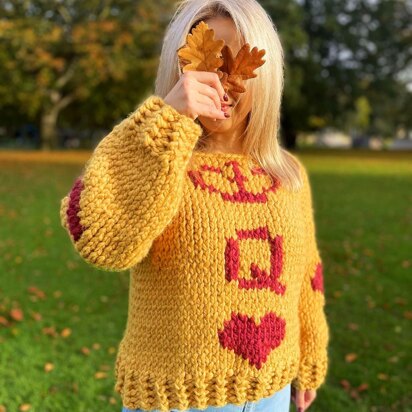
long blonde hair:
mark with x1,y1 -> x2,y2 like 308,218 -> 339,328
154,0 -> 303,191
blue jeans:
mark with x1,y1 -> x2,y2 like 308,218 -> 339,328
121,383 -> 291,412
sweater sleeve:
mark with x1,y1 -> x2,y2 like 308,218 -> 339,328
59,95 -> 202,272
292,162 -> 329,391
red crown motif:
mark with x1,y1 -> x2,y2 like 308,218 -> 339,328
187,160 -> 280,203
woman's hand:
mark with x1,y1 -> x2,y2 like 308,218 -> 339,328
163,71 -> 228,121
291,386 -> 317,411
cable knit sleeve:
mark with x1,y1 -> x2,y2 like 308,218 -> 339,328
59,95 -> 202,272
292,161 -> 330,391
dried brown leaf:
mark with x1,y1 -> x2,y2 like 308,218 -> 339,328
177,21 -> 224,73
94,371 -> 108,379
10,308 -> 24,322
345,353 -> 358,363
44,362 -> 54,372
177,20 -> 266,95
61,327 -> 72,338
218,43 -> 266,93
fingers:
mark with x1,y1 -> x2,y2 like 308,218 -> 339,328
292,389 -> 317,412
191,71 -> 226,102
295,389 -> 306,412
196,100 -> 226,120
178,71 -> 228,120
304,390 -> 317,410
196,92 -> 223,112
197,83 -> 223,112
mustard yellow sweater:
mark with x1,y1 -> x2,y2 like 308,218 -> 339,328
59,95 -> 329,411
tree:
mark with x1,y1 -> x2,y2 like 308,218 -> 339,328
0,0 -> 175,149
262,0 -> 412,148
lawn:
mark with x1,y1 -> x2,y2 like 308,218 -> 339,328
0,149 -> 411,412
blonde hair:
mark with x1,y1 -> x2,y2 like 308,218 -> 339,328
154,0 -> 303,191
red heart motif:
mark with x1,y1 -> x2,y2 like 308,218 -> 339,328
218,311 -> 286,369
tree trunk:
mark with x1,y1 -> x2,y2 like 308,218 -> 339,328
40,93 -> 75,150
280,113 -> 298,149
40,109 -> 59,150
282,127 -> 297,149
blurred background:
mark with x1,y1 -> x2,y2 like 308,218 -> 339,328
0,0 -> 411,411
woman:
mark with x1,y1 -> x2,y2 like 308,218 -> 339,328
59,1 -> 329,412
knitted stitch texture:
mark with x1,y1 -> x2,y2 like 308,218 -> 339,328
60,95 -> 329,411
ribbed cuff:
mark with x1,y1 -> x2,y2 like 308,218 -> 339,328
130,95 -> 202,155
292,356 -> 328,390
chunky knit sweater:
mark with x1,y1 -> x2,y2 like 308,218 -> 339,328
59,95 -> 329,411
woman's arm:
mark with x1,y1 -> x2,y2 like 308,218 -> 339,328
59,95 -> 202,272
292,162 -> 330,391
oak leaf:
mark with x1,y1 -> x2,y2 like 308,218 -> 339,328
177,21 -> 224,74
177,20 -> 266,95
218,43 -> 266,93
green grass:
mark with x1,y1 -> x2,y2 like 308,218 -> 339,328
0,149 -> 411,412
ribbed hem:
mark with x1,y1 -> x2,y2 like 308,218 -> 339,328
114,360 -> 299,411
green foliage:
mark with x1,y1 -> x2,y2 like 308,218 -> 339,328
261,0 -> 412,146
0,0 -> 176,146
354,96 -> 371,131
0,1 -> 411,148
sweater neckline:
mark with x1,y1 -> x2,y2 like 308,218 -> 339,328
191,149 -> 251,161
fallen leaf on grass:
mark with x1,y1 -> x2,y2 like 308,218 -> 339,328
340,379 -> 369,399
19,404 -> 31,411
61,327 -> 72,338
357,383 -> 369,392
347,322 -> 359,331
27,286 -> 46,299
44,228 -> 53,237
30,311 -> 42,321
10,308 -> 24,321
44,362 -> 54,372
403,311 -> 412,320
345,353 -> 358,363
340,379 -> 351,390
394,297 -> 407,306
42,326 -> 58,337
94,371 -> 108,379
66,260 -> 78,270
81,347 -> 91,356
366,296 -> 376,309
